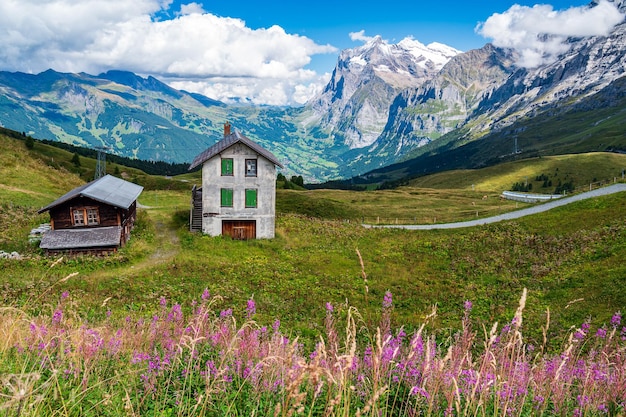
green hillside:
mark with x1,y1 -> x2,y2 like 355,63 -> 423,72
407,153 -> 626,192
1,129 -> 625,351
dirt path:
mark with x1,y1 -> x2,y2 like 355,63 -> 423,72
85,209 -> 181,280
147,219 -> 180,262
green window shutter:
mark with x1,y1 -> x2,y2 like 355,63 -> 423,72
221,158 -> 233,176
245,189 -> 257,208
221,188 -> 233,207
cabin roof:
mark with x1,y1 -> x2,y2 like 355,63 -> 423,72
39,226 -> 122,250
189,130 -> 284,170
38,175 -> 143,213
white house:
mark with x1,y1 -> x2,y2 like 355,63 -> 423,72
189,123 -> 283,239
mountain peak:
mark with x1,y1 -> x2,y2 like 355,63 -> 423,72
305,36 -> 461,149
365,35 -> 385,46
345,36 -> 461,73
98,70 -> 184,99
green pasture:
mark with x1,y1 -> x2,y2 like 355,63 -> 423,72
1,132 -> 625,349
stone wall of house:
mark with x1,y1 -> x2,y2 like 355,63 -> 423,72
201,143 -> 277,239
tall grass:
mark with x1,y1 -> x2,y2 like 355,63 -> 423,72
1,287 -> 624,416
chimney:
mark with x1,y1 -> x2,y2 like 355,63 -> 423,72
224,122 -> 231,137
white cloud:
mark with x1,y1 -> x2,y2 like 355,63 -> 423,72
178,2 -> 204,15
168,70 -> 332,105
349,30 -> 377,43
0,0 -> 336,105
476,0 -> 624,68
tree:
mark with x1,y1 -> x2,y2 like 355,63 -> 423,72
71,152 -> 81,167
25,136 -> 34,150
290,175 -> 304,187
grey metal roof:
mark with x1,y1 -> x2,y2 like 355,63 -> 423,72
38,175 -> 143,213
39,226 -> 122,250
189,130 -> 284,170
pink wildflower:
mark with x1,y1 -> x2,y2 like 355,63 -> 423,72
611,312 -> 621,327
246,298 -> 256,318
383,291 -> 393,309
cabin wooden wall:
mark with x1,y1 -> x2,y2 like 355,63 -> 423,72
49,197 -> 135,231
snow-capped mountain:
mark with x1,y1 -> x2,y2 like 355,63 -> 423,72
302,36 -> 461,149
364,43 -> 516,161
470,0 -> 626,134
1,0 -> 625,183
347,0 -> 626,174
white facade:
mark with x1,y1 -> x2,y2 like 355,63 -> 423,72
197,141 -> 279,239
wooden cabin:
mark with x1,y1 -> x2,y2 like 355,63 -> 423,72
38,175 -> 143,255
189,123 -> 283,239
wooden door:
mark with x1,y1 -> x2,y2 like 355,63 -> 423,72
222,220 -> 256,240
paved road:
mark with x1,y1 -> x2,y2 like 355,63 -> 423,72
364,183 -> 626,230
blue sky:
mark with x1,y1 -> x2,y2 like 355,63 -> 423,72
0,0 -> 622,105
181,1 -> 592,47
172,0 -> 592,73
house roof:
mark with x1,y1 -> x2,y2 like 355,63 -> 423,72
38,175 -> 143,213
188,130 -> 284,170
39,226 -> 122,250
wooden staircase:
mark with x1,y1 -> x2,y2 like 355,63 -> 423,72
190,185 -> 203,232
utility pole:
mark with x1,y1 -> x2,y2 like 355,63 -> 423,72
95,147 -> 109,180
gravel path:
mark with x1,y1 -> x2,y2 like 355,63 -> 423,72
364,184 -> 626,230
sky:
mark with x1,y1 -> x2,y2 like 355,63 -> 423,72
0,0 -> 623,106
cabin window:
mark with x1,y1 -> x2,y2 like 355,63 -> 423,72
73,209 -> 85,226
221,158 -> 234,176
72,207 -> 100,226
221,188 -> 233,207
245,159 -> 257,177
245,189 -> 257,208
87,208 -> 100,225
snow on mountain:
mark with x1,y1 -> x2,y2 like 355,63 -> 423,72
355,43 -> 517,169
337,0 -> 626,174
303,36 -> 461,149
2,0 -> 625,183
471,0 -> 626,133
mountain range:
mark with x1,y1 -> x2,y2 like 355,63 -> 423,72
0,0 -> 625,183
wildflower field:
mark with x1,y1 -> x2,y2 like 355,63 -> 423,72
1,288 -> 625,416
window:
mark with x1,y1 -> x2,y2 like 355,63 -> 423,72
87,208 -> 99,225
245,189 -> 257,208
72,207 -> 100,226
221,158 -> 233,176
73,209 -> 85,226
221,188 -> 233,207
245,159 -> 257,177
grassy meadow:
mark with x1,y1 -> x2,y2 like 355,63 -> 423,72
1,132 -> 626,415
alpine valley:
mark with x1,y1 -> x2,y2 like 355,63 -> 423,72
1,0 -> 625,184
